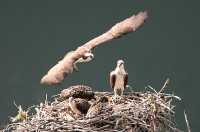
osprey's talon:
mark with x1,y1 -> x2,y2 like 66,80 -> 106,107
112,95 -> 123,104
73,64 -> 79,71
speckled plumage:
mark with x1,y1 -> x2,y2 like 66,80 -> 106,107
60,85 -> 94,100
86,96 -> 112,118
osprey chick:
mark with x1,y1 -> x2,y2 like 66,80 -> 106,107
109,60 -> 128,97
68,97 -> 90,116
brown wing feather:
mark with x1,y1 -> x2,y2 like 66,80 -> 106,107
124,73 -> 128,88
109,73 -> 116,89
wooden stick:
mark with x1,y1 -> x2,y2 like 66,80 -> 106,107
159,78 -> 170,93
184,110 -> 191,132
41,11 -> 148,85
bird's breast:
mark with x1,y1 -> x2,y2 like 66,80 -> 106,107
115,75 -> 124,88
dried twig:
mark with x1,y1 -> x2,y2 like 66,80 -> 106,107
184,110 -> 191,132
2,84 -> 182,132
159,78 -> 170,93
40,11 -> 148,85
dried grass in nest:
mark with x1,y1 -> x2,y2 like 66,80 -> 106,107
2,85 -> 182,132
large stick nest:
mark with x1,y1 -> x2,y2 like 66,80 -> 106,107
2,84 -> 182,132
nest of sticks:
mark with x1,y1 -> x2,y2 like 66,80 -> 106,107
2,83 -> 182,132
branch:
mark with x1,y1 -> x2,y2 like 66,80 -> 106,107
184,110 -> 191,132
40,11 -> 148,85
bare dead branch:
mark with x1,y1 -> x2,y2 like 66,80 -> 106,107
184,110 -> 191,132
159,78 -> 170,93
40,11 -> 148,85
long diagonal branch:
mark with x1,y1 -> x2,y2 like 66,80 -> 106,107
41,11 -> 148,85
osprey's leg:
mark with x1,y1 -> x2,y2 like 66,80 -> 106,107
114,88 -> 124,96
113,88 -> 123,103
73,63 -> 79,71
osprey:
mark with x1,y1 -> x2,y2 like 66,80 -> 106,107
68,97 -> 90,115
74,51 -> 94,71
109,60 -> 128,97
86,96 -> 110,118
64,50 -> 94,71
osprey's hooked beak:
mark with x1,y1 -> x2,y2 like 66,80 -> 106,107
82,52 -> 94,60
119,62 -> 124,67
117,60 -> 124,68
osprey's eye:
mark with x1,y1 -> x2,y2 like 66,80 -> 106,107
119,62 -> 124,66
117,60 -> 124,66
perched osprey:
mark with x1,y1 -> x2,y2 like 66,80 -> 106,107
110,60 -> 128,97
